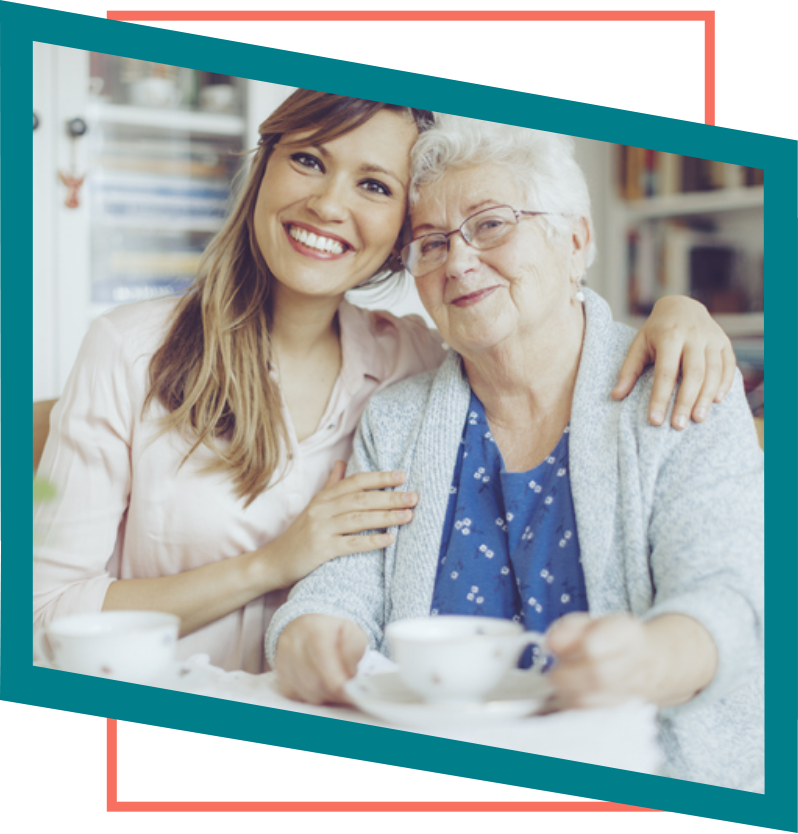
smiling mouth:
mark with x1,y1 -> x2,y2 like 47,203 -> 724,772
286,224 -> 350,256
451,286 -> 499,307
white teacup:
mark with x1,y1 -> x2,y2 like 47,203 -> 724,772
200,83 -> 236,113
33,611 -> 180,684
386,615 -> 548,704
129,77 -> 182,108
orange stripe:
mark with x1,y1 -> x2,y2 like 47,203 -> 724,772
106,718 -> 118,811
109,801 -> 658,811
106,719 -> 660,812
704,12 -> 716,124
107,11 -> 711,22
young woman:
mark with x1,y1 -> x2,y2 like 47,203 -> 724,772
33,90 -> 736,673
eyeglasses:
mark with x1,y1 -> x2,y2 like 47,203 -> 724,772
401,205 -> 557,278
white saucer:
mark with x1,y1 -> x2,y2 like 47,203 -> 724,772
344,670 -> 552,730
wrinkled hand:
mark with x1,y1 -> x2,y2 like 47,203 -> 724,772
545,613 -> 655,710
611,296 -> 736,430
267,463 -> 416,588
275,614 -> 368,705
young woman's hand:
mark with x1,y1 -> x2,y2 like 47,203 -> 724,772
265,462 -> 416,588
545,611 -> 718,710
275,614 -> 368,704
611,296 -> 736,430
102,463 -> 411,639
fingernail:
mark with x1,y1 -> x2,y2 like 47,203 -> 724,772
393,470 -> 406,480
717,390 -> 727,402
650,411 -> 664,425
694,407 -> 706,421
407,492 -> 419,505
399,510 -> 412,520
674,414 -> 687,430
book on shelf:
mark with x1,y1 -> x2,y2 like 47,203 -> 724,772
92,277 -> 194,304
657,152 -> 681,196
627,221 -> 757,316
92,175 -> 229,217
731,336 -> 764,403
98,138 -> 234,161
97,201 -> 228,220
97,155 -> 230,179
94,188 -> 228,208
107,250 -> 204,276
93,217 -> 224,233
91,171 -> 231,201
618,146 -> 763,200
95,135 -> 240,179
745,379 -> 764,417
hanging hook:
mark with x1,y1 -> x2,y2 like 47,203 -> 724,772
58,117 -> 89,209
67,117 -> 88,138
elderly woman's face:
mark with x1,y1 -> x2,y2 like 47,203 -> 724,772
410,163 -> 587,356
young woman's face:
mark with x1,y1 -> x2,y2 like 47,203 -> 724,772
254,110 -> 418,304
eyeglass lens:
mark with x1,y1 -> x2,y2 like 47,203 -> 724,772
403,206 -> 518,277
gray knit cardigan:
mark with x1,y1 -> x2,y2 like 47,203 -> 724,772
266,289 -> 764,792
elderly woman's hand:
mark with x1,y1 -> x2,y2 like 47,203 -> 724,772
545,611 -> 718,710
611,296 -> 736,430
275,614 -> 368,705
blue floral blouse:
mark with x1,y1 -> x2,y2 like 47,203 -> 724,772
430,391 -> 588,666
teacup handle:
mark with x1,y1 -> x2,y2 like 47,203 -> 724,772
518,630 -> 553,671
33,627 -> 56,666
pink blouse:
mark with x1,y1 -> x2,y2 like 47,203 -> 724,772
33,296 -> 446,673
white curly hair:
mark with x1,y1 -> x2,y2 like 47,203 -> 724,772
408,113 -> 596,268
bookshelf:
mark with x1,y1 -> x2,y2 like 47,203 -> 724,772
82,55 -> 249,313
605,145 -> 764,409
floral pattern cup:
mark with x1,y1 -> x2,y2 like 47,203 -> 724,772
33,610 -> 179,684
386,615 -> 548,704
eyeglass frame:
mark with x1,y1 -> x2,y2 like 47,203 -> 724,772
401,205 -> 560,277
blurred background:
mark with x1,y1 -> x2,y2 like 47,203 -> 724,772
33,45 -> 764,416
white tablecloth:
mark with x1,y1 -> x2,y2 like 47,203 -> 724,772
154,652 -> 663,775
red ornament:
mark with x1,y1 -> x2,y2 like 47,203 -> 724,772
58,171 -> 85,208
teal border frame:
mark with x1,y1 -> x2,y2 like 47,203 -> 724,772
12,3 -> 798,829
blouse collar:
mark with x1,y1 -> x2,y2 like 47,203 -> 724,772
337,300 -> 390,395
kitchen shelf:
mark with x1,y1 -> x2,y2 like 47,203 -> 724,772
628,312 -> 764,339
87,102 -> 246,136
622,186 -> 764,221
94,217 -> 225,233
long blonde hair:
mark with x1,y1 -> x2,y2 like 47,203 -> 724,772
145,90 -> 432,505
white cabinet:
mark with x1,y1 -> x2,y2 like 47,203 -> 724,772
32,45 -> 294,399
34,44 -> 91,400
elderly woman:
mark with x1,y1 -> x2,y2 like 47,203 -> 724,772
265,115 -> 764,792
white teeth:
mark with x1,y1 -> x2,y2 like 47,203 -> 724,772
288,226 -> 345,255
